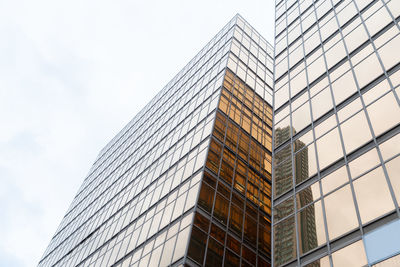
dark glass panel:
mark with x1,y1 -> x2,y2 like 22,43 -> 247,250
198,182 -> 215,214
243,214 -> 258,245
206,150 -> 221,174
217,182 -> 231,199
203,171 -> 216,188
259,221 -> 271,255
242,245 -> 256,265
210,223 -> 226,244
210,139 -> 223,155
213,193 -> 229,225
187,226 -> 207,264
258,256 -> 271,267
193,212 -> 210,233
224,249 -> 240,267
205,238 -> 224,267
229,203 -> 243,236
227,234 -> 241,254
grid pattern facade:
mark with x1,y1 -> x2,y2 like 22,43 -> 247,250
39,3 -> 400,267
186,69 -> 272,266
272,0 -> 400,266
39,15 -> 275,267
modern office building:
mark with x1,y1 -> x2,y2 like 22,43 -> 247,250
40,1 -> 400,266
273,0 -> 400,266
38,15 -> 275,267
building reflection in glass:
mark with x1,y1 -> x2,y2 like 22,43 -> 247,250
274,126 -> 319,266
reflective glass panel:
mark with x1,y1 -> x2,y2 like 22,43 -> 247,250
324,185 -> 358,240
331,240 -> 368,267
353,167 -> 395,224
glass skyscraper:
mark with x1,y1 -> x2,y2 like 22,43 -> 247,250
273,0 -> 400,266
39,15 -> 274,267
40,1 -> 400,266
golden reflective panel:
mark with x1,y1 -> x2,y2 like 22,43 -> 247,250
367,92 -> 400,136
331,240 -> 368,267
188,70 -> 272,265
324,185 -> 358,240
297,200 -> 326,255
340,111 -> 372,153
316,128 -> 343,170
353,167 -> 395,224
321,166 -> 348,195
187,225 -> 207,264
385,155 -> 400,206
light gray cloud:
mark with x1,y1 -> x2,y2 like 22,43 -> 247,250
0,0 -> 274,266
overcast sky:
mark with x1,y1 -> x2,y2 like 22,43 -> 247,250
0,0 -> 274,266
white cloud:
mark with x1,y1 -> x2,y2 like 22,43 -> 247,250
0,0 -> 274,266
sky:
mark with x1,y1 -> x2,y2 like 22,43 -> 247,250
0,0 -> 274,266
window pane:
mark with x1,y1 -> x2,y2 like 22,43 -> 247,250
365,219 -> 400,265
324,185 -> 358,240
317,128 -> 343,170
187,227 -> 207,264
303,256 -> 330,267
341,111 -> 372,153
331,240 -> 368,267
385,156 -> 400,206
298,200 -> 327,254
295,143 -> 317,184
292,102 -> 311,132
331,70 -> 357,105
312,87 -> 333,120
367,92 -> 400,136
353,167 -> 395,224
349,148 -> 380,179
274,216 -> 297,265
379,133 -> 400,161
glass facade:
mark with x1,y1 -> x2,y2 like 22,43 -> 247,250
273,0 -> 400,266
39,15 -> 274,267
39,2 -> 400,266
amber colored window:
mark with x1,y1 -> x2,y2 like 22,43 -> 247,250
197,70 -> 272,265
205,238 -> 224,266
187,226 -> 207,264
198,182 -> 215,214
